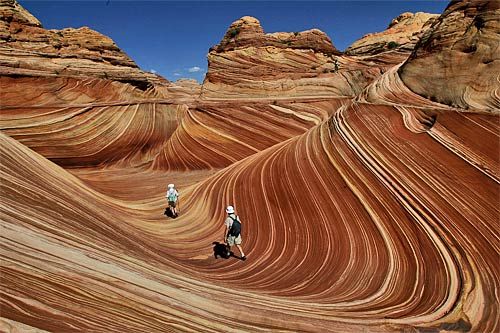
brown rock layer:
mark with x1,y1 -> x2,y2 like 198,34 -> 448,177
213,16 -> 339,55
0,76 -> 184,168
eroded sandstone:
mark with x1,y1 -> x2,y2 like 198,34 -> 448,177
1,1 -> 498,332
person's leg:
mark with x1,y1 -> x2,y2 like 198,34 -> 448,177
235,236 -> 245,259
226,236 -> 234,257
169,202 -> 177,216
236,244 -> 245,258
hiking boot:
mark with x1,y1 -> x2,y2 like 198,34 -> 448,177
241,256 -> 247,261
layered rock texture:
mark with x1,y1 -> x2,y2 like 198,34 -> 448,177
1,1 -> 499,332
399,0 -> 500,111
0,0 -> 161,89
345,12 -> 439,55
203,16 -> 387,99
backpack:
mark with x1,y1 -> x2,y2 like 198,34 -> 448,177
167,189 -> 177,202
228,215 -> 241,237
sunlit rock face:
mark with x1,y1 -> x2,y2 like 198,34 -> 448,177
399,0 -> 500,111
0,0 -> 201,168
201,16 -> 398,99
150,98 -> 349,170
166,78 -> 202,98
213,16 -> 339,55
1,0 -> 499,332
0,0 -> 161,89
345,12 -> 439,55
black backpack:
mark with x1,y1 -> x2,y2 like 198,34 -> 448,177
228,215 -> 241,237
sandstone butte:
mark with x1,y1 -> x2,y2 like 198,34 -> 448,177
0,0 -> 499,331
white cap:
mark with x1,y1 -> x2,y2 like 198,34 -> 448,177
168,183 -> 175,188
226,205 -> 234,214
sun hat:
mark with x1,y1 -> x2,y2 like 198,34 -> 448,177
226,205 -> 234,214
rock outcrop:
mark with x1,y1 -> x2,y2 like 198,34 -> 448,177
202,16 -> 389,99
399,0 -> 500,111
213,16 -> 339,55
345,12 -> 439,55
163,78 -> 201,99
0,0 -> 162,89
0,75 -> 185,168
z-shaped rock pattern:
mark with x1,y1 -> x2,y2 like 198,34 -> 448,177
1,0 -> 499,332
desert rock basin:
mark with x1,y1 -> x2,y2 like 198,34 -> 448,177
1,0 -> 499,332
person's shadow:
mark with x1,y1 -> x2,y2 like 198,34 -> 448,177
164,207 -> 177,218
212,242 -> 233,259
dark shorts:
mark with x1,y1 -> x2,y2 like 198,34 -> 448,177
168,201 -> 176,208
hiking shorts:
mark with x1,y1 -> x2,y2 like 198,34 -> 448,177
227,234 -> 242,246
168,201 -> 177,208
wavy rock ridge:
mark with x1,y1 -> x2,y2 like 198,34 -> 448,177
1,0 -> 499,332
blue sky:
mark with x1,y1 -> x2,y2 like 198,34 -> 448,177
21,1 -> 449,82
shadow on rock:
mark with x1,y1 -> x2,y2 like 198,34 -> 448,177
164,207 -> 177,218
212,241 -> 232,259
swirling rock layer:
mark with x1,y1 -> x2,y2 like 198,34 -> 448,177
1,1 -> 499,332
202,16 -> 410,99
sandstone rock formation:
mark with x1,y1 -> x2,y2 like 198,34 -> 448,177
399,0 -> 500,111
163,78 -> 201,99
202,16 -> 391,99
0,75 -> 185,168
1,0 -> 499,332
0,0 -> 161,89
213,16 -> 339,55
345,12 -> 439,55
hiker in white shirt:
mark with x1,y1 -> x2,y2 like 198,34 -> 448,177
165,184 -> 179,217
224,205 -> 246,260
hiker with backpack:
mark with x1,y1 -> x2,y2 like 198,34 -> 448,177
224,205 -> 246,260
165,184 -> 179,217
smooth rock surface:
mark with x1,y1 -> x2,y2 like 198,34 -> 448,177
399,0 -> 500,111
345,12 -> 439,55
1,1 -> 498,332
